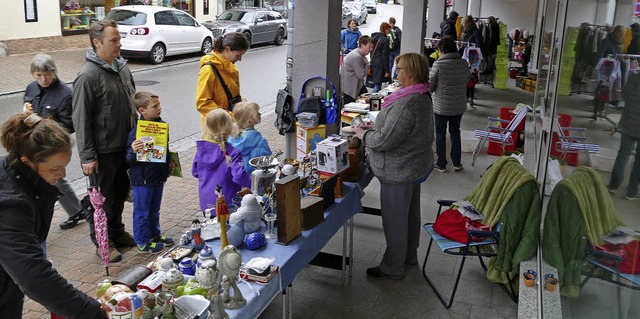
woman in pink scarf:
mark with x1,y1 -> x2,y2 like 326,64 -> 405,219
353,53 -> 434,280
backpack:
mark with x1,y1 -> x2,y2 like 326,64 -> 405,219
274,87 -> 295,135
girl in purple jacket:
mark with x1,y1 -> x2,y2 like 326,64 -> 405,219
192,109 -> 251,215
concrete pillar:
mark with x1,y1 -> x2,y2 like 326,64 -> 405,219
287,0 -> 342,156
467,0 -> 480,17
401,0 -> 428,54
426,0 -> 445,47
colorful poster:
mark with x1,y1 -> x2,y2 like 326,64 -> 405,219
135,120 -> 169,163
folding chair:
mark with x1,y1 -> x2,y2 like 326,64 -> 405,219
472,105 -> 529,166
423,156 -> 540,309
554,121 -> 600,166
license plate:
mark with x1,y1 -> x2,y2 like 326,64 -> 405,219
120,32 -> 127,38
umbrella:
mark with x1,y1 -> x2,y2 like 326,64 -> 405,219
87,173 -> 110,276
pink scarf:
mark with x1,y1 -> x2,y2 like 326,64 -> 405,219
381,82 -> 429,109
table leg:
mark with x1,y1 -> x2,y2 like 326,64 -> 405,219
341,222 -> 347,284
287,285 -> 293,319
349,216 -> 354,280
281,289 -> 287,319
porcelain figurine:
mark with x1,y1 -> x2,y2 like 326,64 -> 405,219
219,245 -> 246,309
177,257 -> 196,276
244,232 -> 267,250
226,219 -> 245,247
196,259 -> 228,319
196,245 -> 215,268
228,194 -> 263,233
162,268 -> 184,295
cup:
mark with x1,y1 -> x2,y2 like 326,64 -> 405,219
545,274 -> 558,292
264,213 -> 277,239
523,270 -> 536,288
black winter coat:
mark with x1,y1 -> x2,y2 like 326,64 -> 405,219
440,18 -> 457,40
627,29 -> 640,55
0,156 -> 106,318
370,32 -> 390,84
23,78 -> 74,133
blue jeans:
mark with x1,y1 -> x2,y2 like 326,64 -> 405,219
609,133 -> 640,196
372,83 -> 382,93
434,113 -> 463,168
389,51 -> 400,77
132,184 -> 164,246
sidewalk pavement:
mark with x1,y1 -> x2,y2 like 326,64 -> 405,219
4,49 -> 286,318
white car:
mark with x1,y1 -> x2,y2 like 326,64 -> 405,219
105,6 -> 214,64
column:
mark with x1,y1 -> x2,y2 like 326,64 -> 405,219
402,0 -> 429,54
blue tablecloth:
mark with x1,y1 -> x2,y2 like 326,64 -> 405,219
206,183 -> 363,318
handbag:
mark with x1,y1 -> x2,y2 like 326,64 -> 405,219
297,76 -> 338,125
367,38 -> 380,77
203,62 -> 242,112
274,87 -> 295,135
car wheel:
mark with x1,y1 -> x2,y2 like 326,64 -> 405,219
243,31 -> 252,47
148,43 -> 165,64
201,37 -> 213,54
274,28 -> 285,46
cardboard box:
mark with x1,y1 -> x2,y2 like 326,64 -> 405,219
316,137 -> 350,174
296,124 -> 326,153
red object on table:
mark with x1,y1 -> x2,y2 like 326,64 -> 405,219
550,114 -> 578,166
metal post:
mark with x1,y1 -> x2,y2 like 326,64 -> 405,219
284,0 -> 295,158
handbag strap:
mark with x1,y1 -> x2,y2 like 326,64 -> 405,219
370,38 -> 380,61
204,62 -> 234,103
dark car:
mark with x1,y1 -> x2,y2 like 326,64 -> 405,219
202,7 -> 286,47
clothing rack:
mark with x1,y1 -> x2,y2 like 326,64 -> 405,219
473,17 -> 499,21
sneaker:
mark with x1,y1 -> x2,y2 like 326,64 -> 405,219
624,194 -> 640,201
454,165 -> 464,172
152,236 -> 175,247
59,212 -> 84,230
607,186 -> 616,194
113,232 -> 136,248
366,266 -> 404,280
96,247 -> 122,263
434,166 -> 447,173
137,242 -> 165,254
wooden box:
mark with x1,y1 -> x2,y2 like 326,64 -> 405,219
300,196 -> 325,230
275,175 -> 301,245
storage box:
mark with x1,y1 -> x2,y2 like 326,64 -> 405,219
296,124 -> 326,153
316,137 -> 350,174
300,196 -> 325,230
487,131 -> 518,156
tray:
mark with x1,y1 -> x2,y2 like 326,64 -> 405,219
161,245 -> 193,262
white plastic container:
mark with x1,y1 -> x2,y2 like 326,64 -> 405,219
174,295 -> 210,319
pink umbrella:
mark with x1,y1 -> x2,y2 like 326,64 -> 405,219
87,173 -> 110,276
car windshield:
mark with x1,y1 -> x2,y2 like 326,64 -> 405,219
363,0 -> 376,4
217,10 -> 256,24
104,10 -> 147,26
348,3 -> 362,11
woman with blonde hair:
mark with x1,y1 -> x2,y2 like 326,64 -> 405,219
354,53 -> 434,280
228,101 -> 271,173
192,109 -> 250,215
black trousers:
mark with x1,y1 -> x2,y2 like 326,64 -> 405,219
88,152 -> 130,246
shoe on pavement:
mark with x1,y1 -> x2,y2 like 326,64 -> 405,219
113,232 -> 136,248
96,247 -> 122,263
434,166 -> 447,173
366,266 -> 404,280
152,235 -> 175,247
59,212 -> 84,230
607,186 -> 616,194
624,194 -> 640,201
137,242 -> 165,254
454,165 -> 464,172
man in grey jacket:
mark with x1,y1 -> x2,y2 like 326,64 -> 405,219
342,35 -> 372,104
608,72 -> 640,200
429,36 -> 470,172
72,20 -> 137,262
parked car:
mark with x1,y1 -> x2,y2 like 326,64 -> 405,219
345,1 -> 367,25
105,5 -> 214,64
202,7 -> 286,47
363,0 -> 377,14
341,5 -> 353,29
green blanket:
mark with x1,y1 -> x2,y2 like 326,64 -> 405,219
562,167 -> 624,245
464,156 -> 536,227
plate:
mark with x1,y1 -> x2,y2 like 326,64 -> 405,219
161,245 -> 194,262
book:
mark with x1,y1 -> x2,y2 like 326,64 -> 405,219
453,201 -> 484,221
168,151 -> 182,177
135,120 -> 168,163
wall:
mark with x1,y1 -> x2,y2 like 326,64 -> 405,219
0,0 -> 62,41
194,0 -> 218,21
479,0 -> 538,34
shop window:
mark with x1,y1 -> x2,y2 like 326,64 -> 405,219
60,1 -> 105,34
24,0 -> 38,22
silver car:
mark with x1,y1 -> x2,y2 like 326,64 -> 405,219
345,1 -> 367,25
202,7 -> 286,47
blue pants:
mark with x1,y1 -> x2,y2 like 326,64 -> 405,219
389,51 -> 400,77
132,184 -> 164,246
434,113 -> 463,168
609,133 -> 640,196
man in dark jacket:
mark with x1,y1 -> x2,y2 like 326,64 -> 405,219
72,20 -> 137,263
597,25 -> 625,60
627,23 -> 640,55
460,15 -> 483,56
440,11 -> 459,40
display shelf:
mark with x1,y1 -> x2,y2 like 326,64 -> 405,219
60,12 -> 95,31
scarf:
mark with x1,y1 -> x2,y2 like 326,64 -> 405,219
381,82 -> 429,109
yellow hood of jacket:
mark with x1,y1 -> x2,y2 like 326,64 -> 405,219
195,53 -> 241,123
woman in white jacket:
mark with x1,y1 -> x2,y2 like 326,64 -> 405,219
429,36 -> 470,172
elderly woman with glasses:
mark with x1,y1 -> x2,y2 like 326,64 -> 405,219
353,53 -> 434,280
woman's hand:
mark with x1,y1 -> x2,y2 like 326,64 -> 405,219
131,140 -> 144,152
353,124 -> 371,140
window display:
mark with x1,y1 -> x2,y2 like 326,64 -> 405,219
60,0 -> 103,33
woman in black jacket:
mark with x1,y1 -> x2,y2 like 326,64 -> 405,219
23,53 -> 87,230
0,113 -> 106,318
370,22 -> 391,93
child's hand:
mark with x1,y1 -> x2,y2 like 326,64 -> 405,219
237,187 -> 252,197
131,140 -> 144,152
169,161 -> 176,169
